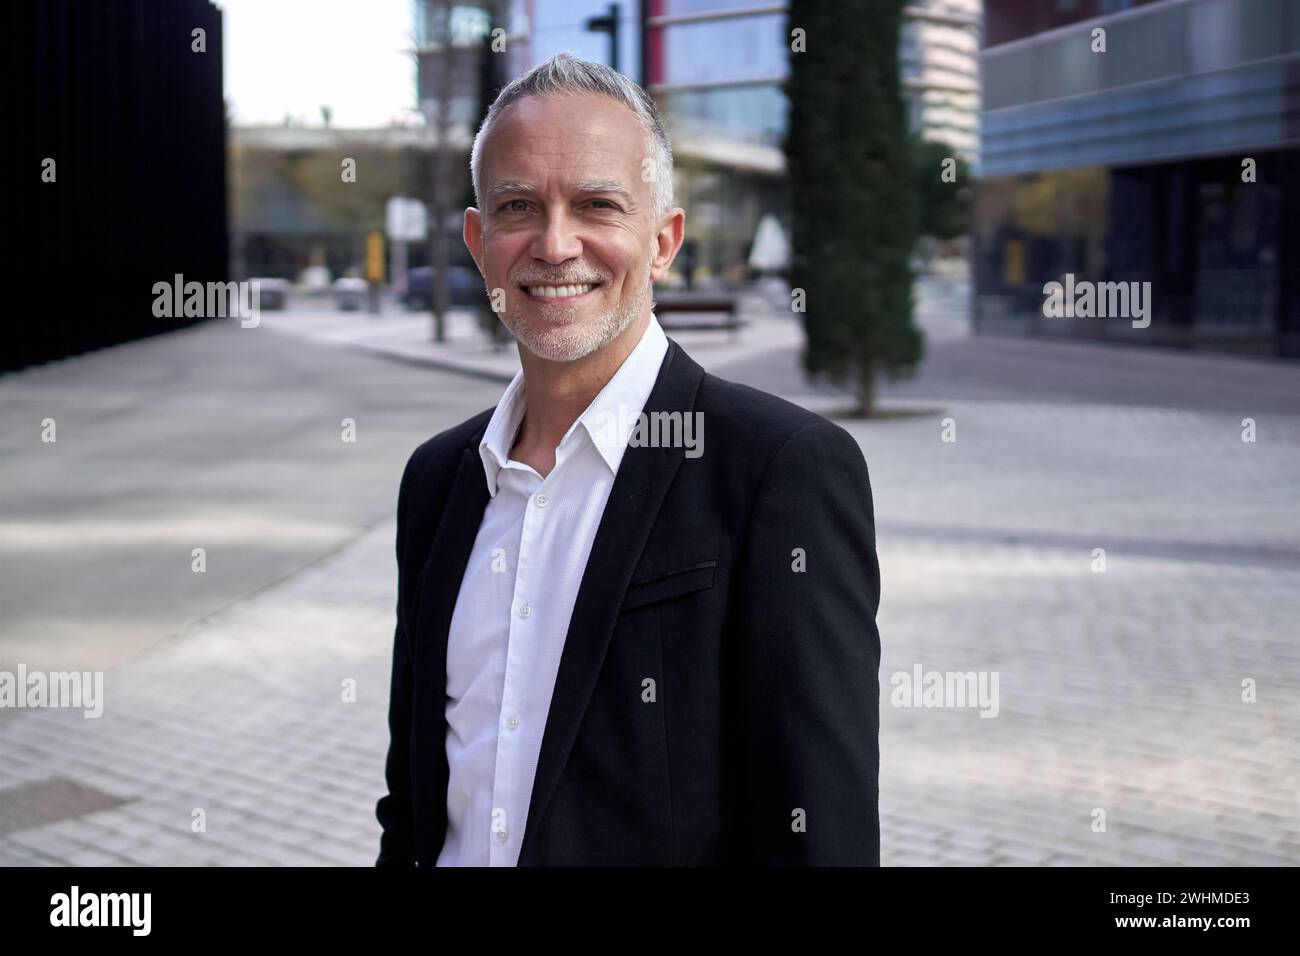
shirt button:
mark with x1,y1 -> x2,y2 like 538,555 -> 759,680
496,828 -> 509,843
517,602 -> 531,618
506,715 -> 519,730
535,493 -> 549,507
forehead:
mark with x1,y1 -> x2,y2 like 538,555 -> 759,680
481,92 -> 647,188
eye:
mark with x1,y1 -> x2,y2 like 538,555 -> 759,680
500,199 -> 530,213
588,199 -> 618,210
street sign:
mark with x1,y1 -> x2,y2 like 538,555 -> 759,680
385,196 -> 428,241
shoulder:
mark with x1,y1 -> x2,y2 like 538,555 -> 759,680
693,370 -> 867,474
399,405 -> 495,500
692,372 -> 876,543
394,405 -> 495,561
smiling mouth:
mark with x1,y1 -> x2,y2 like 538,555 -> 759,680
521,282 -> 601,301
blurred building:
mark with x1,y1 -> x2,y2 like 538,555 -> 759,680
414,1 -> 504,132
227,3 -> 497,288
901,0 -> 983,169
489,1 -> 982,287
7,0 -> 227,372
975,0 -> 1300,356
230,124 -> 439,282
642,1 -> 790,285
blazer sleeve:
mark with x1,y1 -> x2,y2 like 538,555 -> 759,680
375,450 -> 420,866
731,420 -> 881,865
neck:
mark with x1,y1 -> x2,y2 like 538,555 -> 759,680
510,311 -> 650,476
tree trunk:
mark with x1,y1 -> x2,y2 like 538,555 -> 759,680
857,355 -> 875,418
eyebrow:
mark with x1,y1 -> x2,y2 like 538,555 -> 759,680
574,180 -> 635,204
486,180 -> 538,200
485,179 -> 636,205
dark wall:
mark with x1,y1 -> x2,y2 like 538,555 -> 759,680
5,0 -> 228,373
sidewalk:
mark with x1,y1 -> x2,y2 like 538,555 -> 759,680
0,528 -> 394,866
3,396 -> 1295,865
256,297 -> 806,384
2,292 -> 1296,866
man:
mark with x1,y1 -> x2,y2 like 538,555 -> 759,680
375,53 -> 880,867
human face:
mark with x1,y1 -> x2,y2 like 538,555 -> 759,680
464,92 -> 683,363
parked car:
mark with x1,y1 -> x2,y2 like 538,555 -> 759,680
248,277 -> 289,311
334,277 -> 367,311
402,266 -> 487,309
300,265 -> 332,294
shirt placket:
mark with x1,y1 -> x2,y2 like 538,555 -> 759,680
489,464 -> 543,865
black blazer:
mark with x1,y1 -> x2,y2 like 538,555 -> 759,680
375,338 -> 881,866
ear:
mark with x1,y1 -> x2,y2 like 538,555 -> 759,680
463,207 -> 485,277
649,207 -> 686,283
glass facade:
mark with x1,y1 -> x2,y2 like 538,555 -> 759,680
655,12 -> 787,87
975,151 -> 1299,353
977,0 -> 1300,355
659,84 -> 786,146
512,0 -> 641,82
643,0 -> 792,287
983,0 -> 1300,111
673,163 -> 789,284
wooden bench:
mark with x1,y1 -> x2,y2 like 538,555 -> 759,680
653,291 -> 748,339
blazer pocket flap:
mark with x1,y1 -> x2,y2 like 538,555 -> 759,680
622,561 -> 717,612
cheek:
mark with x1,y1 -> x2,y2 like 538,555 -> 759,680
599,236 -> 652,286
483,233 -> 526,276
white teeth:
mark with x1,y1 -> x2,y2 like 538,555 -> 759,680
527,283 -> 593,298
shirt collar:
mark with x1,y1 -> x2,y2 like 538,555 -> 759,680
477,314 -> 669,497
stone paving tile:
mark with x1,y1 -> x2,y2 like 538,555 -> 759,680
872,525 -> 1299,866
1,397 -> 1295,866
0,524 -> 395,867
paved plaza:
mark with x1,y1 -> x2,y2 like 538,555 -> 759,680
2,295 -> 1296,865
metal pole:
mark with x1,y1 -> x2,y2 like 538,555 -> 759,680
608,3 -> 620,74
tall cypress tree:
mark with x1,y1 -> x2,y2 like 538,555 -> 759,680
785,0 -> 922,416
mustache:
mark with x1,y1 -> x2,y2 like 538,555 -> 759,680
511,267 -> 608,286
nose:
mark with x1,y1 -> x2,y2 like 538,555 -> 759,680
530,206 -> 583,265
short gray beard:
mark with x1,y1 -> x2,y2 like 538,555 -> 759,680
503,255 -> 654,363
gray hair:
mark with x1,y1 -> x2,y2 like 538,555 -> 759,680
469,52 -> 674,223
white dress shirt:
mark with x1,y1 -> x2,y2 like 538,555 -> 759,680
436,314 -> 670,866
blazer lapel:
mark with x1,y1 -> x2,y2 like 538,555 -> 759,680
519,339 -> 705,862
